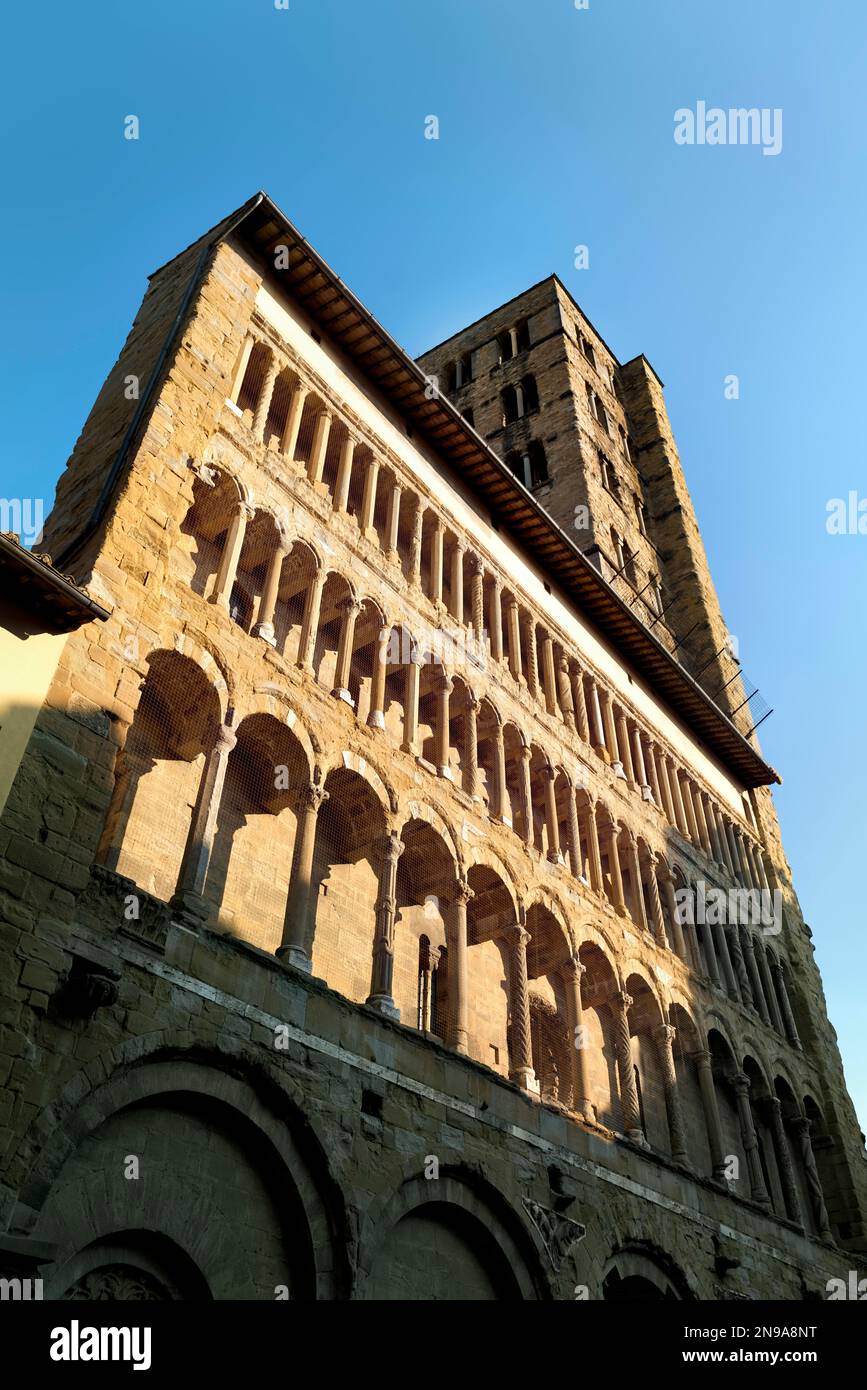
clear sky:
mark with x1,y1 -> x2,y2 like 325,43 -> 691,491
2,0 -> 865,1128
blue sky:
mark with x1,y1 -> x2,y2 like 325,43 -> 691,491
2,0 -> 865,1128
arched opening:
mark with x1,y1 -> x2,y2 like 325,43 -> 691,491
624,975 -> 667,1152
576,942 -> 622,1130
465,864 -> 514,1077
525,904 -> 572,1106
669,1005 -> 711,1174
178,467 -> 243,602
393,818 -> 458,1032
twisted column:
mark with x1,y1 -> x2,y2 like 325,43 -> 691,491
791,1115 -> 833,1242
464,694 -> 480,799
731,1072 -> 771,1208
519,744 -> 534,847
612,992 -> 645,1144
505,924 -> 535,1089
655,1024 -> 690,1166
766,1097 -> 803,1226
367,831 -> 404,1017
770,955 -> 802,1049
693,1049 -> 728,1182
252,350 -> 280,441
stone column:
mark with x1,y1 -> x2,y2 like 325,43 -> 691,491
791,1115 -> 833,1242
252,537 -> 290,644
359,455 -> 380,536
402,649 -> 423,754
523,616 -> 540,698
724,822 -> 743,884
647,858 -> 669,949
655,1024 -> 690,1166
714,808 -> 736,877
704,796 -> 726,867
542,636 -> 558,715
572,665 -> 590,742
615,710 -> 635,783
543,765 -> 561,863
667,760 -> 689,837
210,500 -> 254,610
728,925 -> 753,1004
435,675 -> 452,778
743,930 -> 772,1024
584,797 -> 605,895
297,566 -> 326,672
632,729 -> 652,801
701,921 -> 723,988
418,941 -> 440,1034
587,677 -> 607,758
229,332 -> 255,403
604,821 -> 627,916
519,743 -> 534,847
562,957 -> 593,1120
449,540 -> 465,621
464,694 -> 480,799
280,381 -> 309,459
331,598 -> 364,704
770,955 -> 802,1049
659,866 -> 688,959
505,924 -> 536,1089
367,831 -> 404,1018
171,724 -> 237,922
493,720 -> 510,825
757,943 -> 785,1034
628,832 -> 648,930
490,579 -> 503,662
601,692 -> 624,775
693,1049 -> 728,1182
693,787 -> 713,855
385,481 -> 402,560
470,557 -> 485,639
277,782 -> 329,972
557,654 -> 576,731
446,879 -> 473,1054
766,1098 -> 803,1226
567,784 -> 584,879
681,779 -> 702,846
430,520 -> 444,605
654,747 -> 676,825
307,408 -> 333,486
731,1072 -> 771,1207
252,350 -> 280,441
735,830 -> 755,887
409,498 -> 424,585
332,432 -> 357,513
612,992 -> 645,1144
714,920 -> 740,1000
367,627 -> 390,730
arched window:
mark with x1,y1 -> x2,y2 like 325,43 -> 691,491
521,376 -> 539,414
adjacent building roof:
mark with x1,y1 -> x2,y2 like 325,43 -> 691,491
0,533 -> 110,631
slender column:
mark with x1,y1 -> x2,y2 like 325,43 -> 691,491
693,790 -> 713,855
385,481 -> 402,559
751,842 -> 772,893
601,692 -> 624,775
647,858 -> 669,949
701,921 -> 723,988
728,925 -> 753,1004
612,992 -> 645,1144
563,957 -> 593,1120
280,381 -> 309,458
705,797 -> 726,867
277,782 -> 329,971
571,664 -> 590,741
434,675 -> 452,777
523,616 -> 540,698
332,598 -> 364,704
632,729 -> 652,801
519,744 -> 534,847
171,725 -> 237,921
509,326 -> 519,357
506,598 -> 522,681
556,654 -> 576,731
332,432 -> 356,513
493,720 -> 510,824
604,822 -> 627,916
418,942 -> 440,1033
567,784 -> 584,879
430,520 -> 445,605
297,566 -> 326,671
446,879 -> 473,1054
654,746 -> 676,824
409,499 -> 424,585
791,1115 -> 833,1242
714,920 -> 740,1000
757,943 -> 785,1033
449,540 -> 465,621
615,710 -> 635,783
366,831 -> 404,1017
505,925 -> 536,1089
464,694 -> 480,798
584,798 -> 605,895
667,760 -> 689,836
693,1049 -> 729,1182
732,1072 -> 771,1207
402,650 -> 423,754
542,636 -> 558,715
229,333 -> 255,402
628,833 -> 648,930
543,766 -> 561,863
770,955 -> 802,1049
470,557 -> 485,638
307,408 -> 333,485
367,626 -> 389,730
252,350 -> 280,441
210,500 -> 253,610
252,538 -> 290,643
490,579 -> 503,662
655,1024 -> 690,1166
725,820 -> 743,883
735,830 -> 755,887
766,1098 -> 803,1226
659,865 -> 688,959
587,677 -> 607,758
743,930 -> 772,1024
681,779 -> 702,845
359,455 -> 380,536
